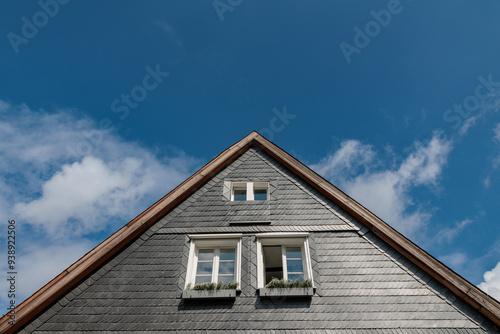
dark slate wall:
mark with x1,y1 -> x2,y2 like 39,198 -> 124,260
21,232 -> 496,333
18,146 -> 498,333
157,148 -> 359,228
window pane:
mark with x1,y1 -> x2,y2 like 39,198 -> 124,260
220,249 -> 235,261
263,245 -> 283,284
195,275 -> 212,284
196,261 -> 213,275
286,247 -> 302,259
254,188 -> 267,200
218,275 -> 235,283
287,259 -> 303,273
219,261 -> 235,275
287,273 -> 304,281
234,189 -> 246,201
198,249 -> 214,261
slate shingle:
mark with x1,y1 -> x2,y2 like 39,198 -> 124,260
20,147 -> 498,333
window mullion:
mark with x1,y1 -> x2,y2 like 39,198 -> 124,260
236,240 -> 241,286
301,245 -> 307,279
257,239 -> 264,288
192,248 -> 199,285
247,182 -> 254,201
213,248 -> 220,283
282,245 -> 288,280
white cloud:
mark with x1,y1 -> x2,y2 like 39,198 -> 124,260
460,88 -> 500,136
397,134 -> 451,186
433,219 -> 473,244
1,103 -> 199,237
311,140 -> 375,181
478,262 -> 500,302
311,132 -> 452,237
439,252 -> 468,273
15,156 -> 160,236
484,176 -> 491,189
458,115 -> 479,136
0,101 -> 200,310
153,21 -> 184,49
0,239 -> 95,308
494,123 -> 500,143
0,104 -> 92,170
484,122 -> 500,185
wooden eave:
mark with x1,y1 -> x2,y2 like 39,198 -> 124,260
1,131 -> 499,333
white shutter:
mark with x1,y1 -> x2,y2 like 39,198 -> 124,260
223,180 -> 231,200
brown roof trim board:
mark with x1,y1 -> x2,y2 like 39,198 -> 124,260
252,133 -> 500,327
0,132 -> 257,334
2,131 -> 499,333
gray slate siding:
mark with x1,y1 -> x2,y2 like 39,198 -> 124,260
22,231 -> 496,333
19,146 -> 498,333
156,148 -> 358,229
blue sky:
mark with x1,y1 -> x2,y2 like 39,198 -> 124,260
1,0 -> 500,311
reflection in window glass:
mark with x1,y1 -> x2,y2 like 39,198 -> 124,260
196,262 -> 214,275
231,182 -> 269,201
286,247 -> 302,259
218,248 -> 235,283
286,247 -> 304,281
218,275 -> 235,283
187,240 -> 240,289
195,275 -> 213,284
254,187 -> 267,200
287,273 -> 304,281
220,249 -> 235,261
195,249 -> 214,284
218,261 -> 235,274
198,249 -> 214,261
233,188 -> 246,201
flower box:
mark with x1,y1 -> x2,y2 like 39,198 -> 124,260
182,289 -> 237,299
259,287 -> 314,297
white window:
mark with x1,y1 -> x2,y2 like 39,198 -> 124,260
256,233 -> 313,288
185,234 -> 242,289
231,182 -> 269,201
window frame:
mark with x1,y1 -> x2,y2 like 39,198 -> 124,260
185,234 -> 242,289
230,181 -> 269,201
255,233 -> 314,288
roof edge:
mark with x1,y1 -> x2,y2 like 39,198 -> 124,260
2,131 -> 500,332
0,132 -> 258,333
251,133 -> 500,328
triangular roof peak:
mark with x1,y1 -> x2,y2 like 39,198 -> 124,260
2,131 -> 500,333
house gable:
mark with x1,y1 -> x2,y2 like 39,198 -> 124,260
3,132 -> 500,333
17,224 -> 497,331
156,147 -> 359,230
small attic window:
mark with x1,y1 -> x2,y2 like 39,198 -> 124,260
231,182 -> 269,201
253,182 -> 268,200
232,183 -> 247,201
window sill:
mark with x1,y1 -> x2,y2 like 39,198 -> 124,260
182,289 -> 238,299
259,287 -> 314,297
